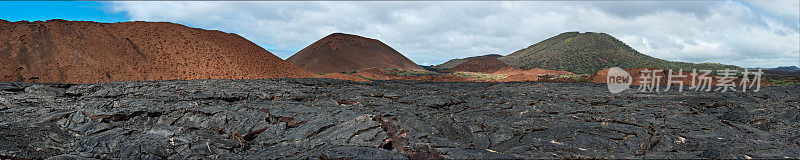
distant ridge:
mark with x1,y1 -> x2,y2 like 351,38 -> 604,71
286,33 -> 426,73
771,66 -> 800,71
435,54 -> 503,69
451,56 -> 509,73
499,32 -> 741,74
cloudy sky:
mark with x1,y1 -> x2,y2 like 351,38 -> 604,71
1,1 -> 798,68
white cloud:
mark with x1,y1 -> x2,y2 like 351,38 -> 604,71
108,1 -> 799,68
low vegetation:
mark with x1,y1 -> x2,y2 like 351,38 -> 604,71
387,69 -> 434,76
499,32 -> 743,74
452,72 -> 506,81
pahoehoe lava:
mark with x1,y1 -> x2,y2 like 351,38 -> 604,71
0,78 -> 798,159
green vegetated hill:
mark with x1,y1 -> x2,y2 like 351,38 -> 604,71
435,54 -> 503,69
498,32 -> 742,74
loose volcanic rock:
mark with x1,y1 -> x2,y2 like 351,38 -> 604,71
286,33 -> 427,73
0,19 -> 333,84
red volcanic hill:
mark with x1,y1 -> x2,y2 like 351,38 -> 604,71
451,56 -> 509,73
0,19 -> 364,83
286,33 -> 426,73
435,54 -> 503,69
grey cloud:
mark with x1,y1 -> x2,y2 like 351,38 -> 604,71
588,1 -> 719,18
108,1 -> 799,68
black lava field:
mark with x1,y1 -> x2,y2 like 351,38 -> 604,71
0,78 -> 798,159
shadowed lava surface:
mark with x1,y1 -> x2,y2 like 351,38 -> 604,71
0,78 -> 798,159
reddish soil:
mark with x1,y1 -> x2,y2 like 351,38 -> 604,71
352,68 -> 393,80
353,68 -> 546,82
491,66 -> 527,74
286,33 -> 426,73
350,66 -> 584,82
491,67 -> 577,82
0,19 -> 363,83
352,68 -> 472,82
493,66 -> 576,76
590,67 -> 735,86
319,73 -> 369,81
451,56 -> 509,73
528,68 -> 576,75
496,74 -> 539,82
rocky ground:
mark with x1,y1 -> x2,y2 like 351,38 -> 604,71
0,78 -> 798,159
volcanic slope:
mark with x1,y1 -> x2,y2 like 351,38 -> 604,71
435,54 -> 503,69
451,56 -> 509,73
286,33 -> 426,73
498,32 -> 741,74
0,19 -> 360,83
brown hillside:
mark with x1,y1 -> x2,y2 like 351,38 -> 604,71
435,54 -> 503,69
286,33 -> 426,73
0,19 -> 365,83
451,56 -> 509,73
